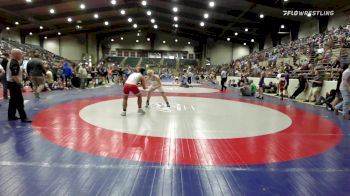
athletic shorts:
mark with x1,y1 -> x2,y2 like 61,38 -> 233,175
149,86 -> 164,93
123,84 -> 140,95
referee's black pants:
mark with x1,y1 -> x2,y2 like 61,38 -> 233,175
221,78 -> 227,91
7,82 -> 27,120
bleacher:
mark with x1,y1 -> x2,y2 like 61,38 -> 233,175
142,58 -> 161,66
180,59 -> 197,67
163,58 -> 176,67
124,57 -> 140,67
105,56 -> 124,65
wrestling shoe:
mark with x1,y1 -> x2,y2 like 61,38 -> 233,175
145,101 -> 149,108
138,109 -> 146,114
120,111 -> 126,116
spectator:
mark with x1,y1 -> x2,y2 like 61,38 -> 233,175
335,64 -> 350,120
304,69 -> 324,102
26,52 -> 46,98
0,53 -> 10,99
46,67 -> 54,91
316,89 -> 336,110
79,65 -> 88,89
290,74 -> 308,99
62,61 -> 72,88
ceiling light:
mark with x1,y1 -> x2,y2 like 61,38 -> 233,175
58,32 -> 61,35
173,7 -> 178,13
147,38 -> 150,41
284,0 -> 288,2
227,38 -> 230,41
104,21 -> 109,26
245,28 -> 248,32
137,33 -> 140,36
136,40 -> 139,43
281,24 -> 285,29
259,14 -> 264,19
111,0 -> 117,5
39,26 -> 43,29
188,42 -> 191,45
29,32 -> 32,35
6,27 -> 10,30
80,4 -> 85,9
49,8 -> 55,14
151,18 -> 155,23
67,17 -> 73,22
76,25 -> 82,29
307,13 -> 312,17
204,13 -> 209,19
120,10 -> 126,15
147,10 -> 152,16
15,21 -> 19,25
174,24 -> 178,28
251,39 -> 254,42
133,23 -> 138,28
200,21 -> 205,27
128,18 -> 133,23
209,1 -> 215,7
94,13 -> 99,19
173,16 -> 178,21
243,43 -> 246,45
111,38 -> 115,42
163,40 -> 166,44
141,0 -> 147,6
175,39 -> 178,42
120,37 -> 124,40
26,0 -> 32,2
154,24 -> 158,29
44,36 -> 47,39
234,32 -> 238,36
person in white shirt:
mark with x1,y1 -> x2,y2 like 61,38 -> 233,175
220,69 -> 228,91
145,70 -> 170,108
121,66 -> 146,116
0,64 -> 4,77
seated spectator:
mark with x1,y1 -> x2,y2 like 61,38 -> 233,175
315,89 -> 336,110
290,74 -> 308,99
240,80 -> 257,96
264,82 -> 277,94
304,69 -> 324,102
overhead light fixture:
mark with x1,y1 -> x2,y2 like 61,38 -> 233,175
49,8 -> 55,14
120,37 -> 124,40
173,7 -> 178,13
173,16 -> 178,21
259,14 -> 264,19
200,21 -> 205,27
245,28 -> 248,32
44,36 -> 47,39
120,10 -> 126,15
104,21 -> 109,26
133,23 -> 138,28
136,40 -> 139,43
243,43 -> 246,45
284,0 -> 288,2
29,32 -> 33,35
147,38 -> 150,41
111,38 -> 115,42
58,32 -> 61,35
163,40 -> 166,44
80,3 -> 85,10
174,24 -> 178,28
6,27 -> 10,30
111,0 -> 117,5
128,18 -> 133,23
234,32 -> 238,36
175,39 -> 178,42
26,0 -> 32,2
39,26 -> 43,29
137,33 -> 140,36
307,13 -> 312,17
153,24 -> 158,29
281,24 -> 285,29
141,0 -> 147,6
15,21 -> 19,25
94,13 -> 99,19
251,39 -> 254,42
209,1 -> 215,7
204,13 -> 209,19
227,38 -> 230,41
147,10 -> 152,16
188,42 -> 191,45
151,18 -> 155,23
67,17 -> 73,22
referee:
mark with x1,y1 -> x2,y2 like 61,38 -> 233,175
6,49 -> 31,123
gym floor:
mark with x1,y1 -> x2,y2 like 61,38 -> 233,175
0,83 -> 349,196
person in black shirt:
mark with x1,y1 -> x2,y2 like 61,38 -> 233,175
290,74 -> 307,99
6,49 -> 31,123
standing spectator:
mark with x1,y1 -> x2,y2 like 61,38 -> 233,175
220,68 -> 228,91
6,49 -> 31,123
46,67 -> 54,91
78,65 -> 88,89
62,61 -> 72,88
26,53 -> 46,98
304,69 -> 324,102
335,64 -> 350,120
290,74 -> 307,99
257,67 -> 266,99
0,53 -> 10,100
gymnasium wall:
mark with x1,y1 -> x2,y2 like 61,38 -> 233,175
206,40 -> 233,65
25,35 -> 40,46
264,33 -> 273,49
232,44 -> 250,60
0,29 -> 21,42
327,10 -> 349,30
298,18 -> 319,38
